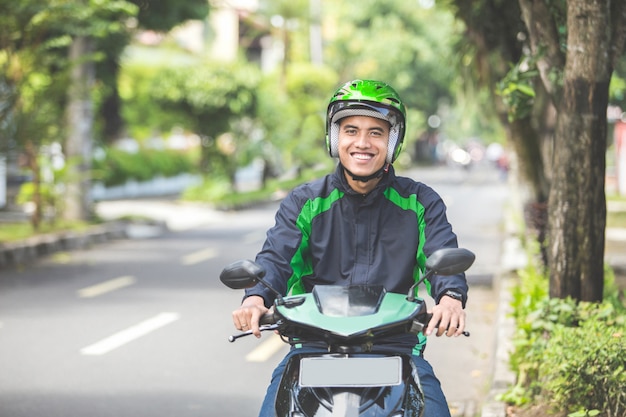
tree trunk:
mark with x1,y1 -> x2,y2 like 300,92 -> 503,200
24,141 -> 42,231
547,0 -> 611,302
64,36 -> 95,221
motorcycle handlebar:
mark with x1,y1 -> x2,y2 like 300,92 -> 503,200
259,312 -> 277,326
423,313 -> 470,337
228,312 -> 279,343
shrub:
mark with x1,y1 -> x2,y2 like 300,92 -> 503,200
92,147 -> 197,187
541,308 -> 625,417
502,289 -> 626,416
501,237 -> 626,417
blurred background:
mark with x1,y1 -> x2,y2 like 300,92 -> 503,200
1,1 -> 626,417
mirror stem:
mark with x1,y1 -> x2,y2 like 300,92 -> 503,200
256,279 -> 285,305
407,270 -> 434,302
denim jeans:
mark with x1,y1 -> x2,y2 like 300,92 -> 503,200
257,347 -> 451,417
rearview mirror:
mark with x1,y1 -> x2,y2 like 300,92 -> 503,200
425,248 -> 475,276
219,259 -> 265,290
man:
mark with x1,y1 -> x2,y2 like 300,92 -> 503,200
232,79 -> 468,417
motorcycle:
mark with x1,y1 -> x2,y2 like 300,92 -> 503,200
220,247 -> 475,417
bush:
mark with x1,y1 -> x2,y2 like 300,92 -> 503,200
541,315 -> 625,417
502,273 -> 626,417
92,147 -> 197,187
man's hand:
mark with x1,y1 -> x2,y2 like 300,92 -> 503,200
425,295 -> 466,337
232,295 -> 268,338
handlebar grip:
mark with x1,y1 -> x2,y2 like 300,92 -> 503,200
424,312 -> 433,325
259,312 -> 277,325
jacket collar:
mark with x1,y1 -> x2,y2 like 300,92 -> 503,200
333,163 -> 395,197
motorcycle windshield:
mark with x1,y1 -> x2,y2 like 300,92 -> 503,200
312,285 -> 386,317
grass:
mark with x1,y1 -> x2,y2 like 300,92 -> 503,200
0,220 -> 94,243
608,210 -> 626,228
3,178 -> 626,244
607,193 -> 626,228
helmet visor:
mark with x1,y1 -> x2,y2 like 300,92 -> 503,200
329,101 -> 400,125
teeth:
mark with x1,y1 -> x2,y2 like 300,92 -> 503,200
353,153 -> 373,160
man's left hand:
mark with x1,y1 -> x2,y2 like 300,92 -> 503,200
425,295 -> 466,337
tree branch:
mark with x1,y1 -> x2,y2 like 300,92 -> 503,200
610,0 -> 626,69
518,0 -> 565,105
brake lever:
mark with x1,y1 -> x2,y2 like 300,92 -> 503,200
434,326 -> 470,337
228,324 -> 279,342
426,314 -> 470,337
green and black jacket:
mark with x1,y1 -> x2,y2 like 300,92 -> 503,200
245,164 -> 467,354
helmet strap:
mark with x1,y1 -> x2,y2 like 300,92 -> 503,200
343,163 -> 390,183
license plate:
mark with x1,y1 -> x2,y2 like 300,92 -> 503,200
299,356 -> 402,387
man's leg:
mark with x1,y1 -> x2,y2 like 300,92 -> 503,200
258,347 -> 324,417
257,354 -> 288,417
412,355 -> 452,417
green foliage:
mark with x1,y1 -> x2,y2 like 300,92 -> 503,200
496,58 -> 539,122
182,175 -> 231,203
149,61 -> 260,134
609,71 -> 626,108
541,312 -> 625,417
147,61 -> 261,177
0,220 -> 93,243
129,0 -> 209,32
92,147 -> 197,187
250,63 -> 337,176
182,165 -> 330,209
324,1 -> 460,139
118,64 -> 184,139
501,245 -> 626,416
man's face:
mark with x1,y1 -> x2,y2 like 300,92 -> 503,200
337,115 -> 390,178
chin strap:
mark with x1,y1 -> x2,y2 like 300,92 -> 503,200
344,164 -> 390,183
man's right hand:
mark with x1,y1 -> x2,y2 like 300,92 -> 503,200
232,295 -> 268,338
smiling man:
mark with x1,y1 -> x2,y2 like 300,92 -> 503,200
232,79 -> 468,417
337,115 -> 390,194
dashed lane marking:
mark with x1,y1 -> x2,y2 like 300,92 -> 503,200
243,231 -> 266,245
80,312 -> 180,356
77,276 -> 136,298
246,333 -> 287,362
181,248 -> 218,265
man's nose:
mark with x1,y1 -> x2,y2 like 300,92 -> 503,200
354,132 -> 371,147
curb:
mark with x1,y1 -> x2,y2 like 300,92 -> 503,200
0,220 -> 167,269
479,168 -> 524,417
480,273 -> 517,417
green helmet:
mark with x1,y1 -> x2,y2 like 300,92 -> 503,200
326,79 -> 407,163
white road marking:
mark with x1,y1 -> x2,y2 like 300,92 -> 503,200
77,276 -> 136,298
243,231 -> 266,245
80,312 -> 180,356
181,248 -> 218,265
245,333 -> 287,362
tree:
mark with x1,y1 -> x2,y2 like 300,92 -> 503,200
97,0 -> 210,143
449,0 -> 626,301
524,0 -> 626,301
148,61 -> 261,186
324,0 -> 461,141
1,0 -> 211,223
44,1 -> 137,221
0,0 -> 91,227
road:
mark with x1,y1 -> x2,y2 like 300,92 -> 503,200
0,162 -> 509,417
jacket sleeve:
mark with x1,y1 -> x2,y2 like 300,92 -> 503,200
244,189 -> 304,308
420,186 -> 469,307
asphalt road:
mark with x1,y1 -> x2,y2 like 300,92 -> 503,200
0,162 -> 509,417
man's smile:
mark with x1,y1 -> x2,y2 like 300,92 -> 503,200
351,152 -> 375,160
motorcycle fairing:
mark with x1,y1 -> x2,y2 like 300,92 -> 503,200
275,353 -> 425,417
274,285 -> 428,344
